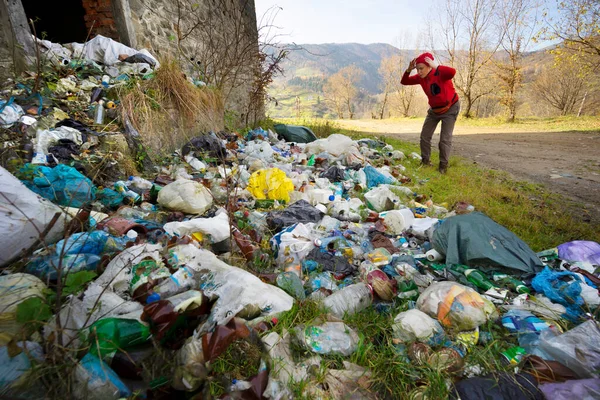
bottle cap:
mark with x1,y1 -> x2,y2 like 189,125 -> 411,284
329,195 -> 335,201
147,293 -> 160,304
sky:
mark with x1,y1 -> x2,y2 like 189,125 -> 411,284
255,0 -> 559,49
255,0 -> 437,47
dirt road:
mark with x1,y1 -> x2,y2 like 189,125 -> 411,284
336,119 -> 600,218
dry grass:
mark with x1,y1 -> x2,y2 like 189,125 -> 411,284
119,58 -> 224,156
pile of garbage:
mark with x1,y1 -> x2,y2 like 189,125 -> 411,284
1,37 -> 600,400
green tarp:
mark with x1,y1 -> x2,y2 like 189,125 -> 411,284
274,124 -> 318,143
432,212 -> 544,275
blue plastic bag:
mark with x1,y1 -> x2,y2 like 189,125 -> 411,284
56,231 -> 110,255
26,253 -> 101,280
20,164 -> 96,207
363,165 -> 394,188
532,267 -> 584,321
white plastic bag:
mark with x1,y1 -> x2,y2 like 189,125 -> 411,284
0,101 -> 24,128
364,185 -> 400,212
296,322 -> 359,356
157,179 -> 213,214
33,126 -> 83,164
244,140 -> 274,162
171,245 -> 293,329
304,134 -> 356,157
0,166 -> 70,267
0,274 -> 47,344
163,211 -> 230,243
392,309 -> 445,343
70,35 -> 159,67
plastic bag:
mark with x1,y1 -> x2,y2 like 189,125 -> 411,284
244,141 -> 275,162
417,281 -> 498,331
297,322 -> 359,356
73,353 -> 131,400
363,165 -> 394,188
0,341 -> 44,394
557,241 -> 600,265
157,179 -> 213,214
0,100 -> 24,128
70,34 -> 159,67
538,320 -> 600,379
364,185 -> 400,212
271,223 -> 316,266
304,134 -> 356,157
539,378 -> 600,400
531,267 -> 584,321
304,247 -> 355,276
0,166 -> 70,267
267,200 -> 324,232
392,309 -> 446,344
20,164 -> 96,208
247,168 -> 294,202
163,211 -> 230,243
0,274 -> 47,345
262,331 -> 322,386
170,245 -> 293,329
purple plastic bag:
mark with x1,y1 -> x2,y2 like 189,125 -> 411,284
539,378 -> 600,400
557,241 -> 600,265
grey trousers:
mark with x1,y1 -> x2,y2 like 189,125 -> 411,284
420,100 -> 460,166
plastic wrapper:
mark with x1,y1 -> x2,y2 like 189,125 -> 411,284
0,100 -> 24,127
157,179 -> 213,214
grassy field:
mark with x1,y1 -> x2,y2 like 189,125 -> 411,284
265,117 -> 600,251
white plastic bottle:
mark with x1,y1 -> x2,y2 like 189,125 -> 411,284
128,176 -> 153,190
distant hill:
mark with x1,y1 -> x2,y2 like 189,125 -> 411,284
267,42 -> 552,118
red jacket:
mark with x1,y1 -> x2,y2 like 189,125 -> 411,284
401,66 -> 458,110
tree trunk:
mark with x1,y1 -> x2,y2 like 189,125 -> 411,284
463,96 -> 474,118
379,91 -> 388,120
577,91 -> 588,117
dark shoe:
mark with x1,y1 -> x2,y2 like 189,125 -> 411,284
420,160 -> 431,167
438,164 -> 448,174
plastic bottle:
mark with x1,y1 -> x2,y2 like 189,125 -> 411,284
101,75 -> 111,87
276,271 -> 306,300
94,100 -> 105,124
128,176 -> 153,190
88,318 -> 151,359
114,181 -> 142,203
323,283 -> 373,318
152,266 -> 200,299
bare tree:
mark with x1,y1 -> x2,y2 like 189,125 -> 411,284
544,0 -> 600,68
495,0 -> 539,122
380,54 -> 420,117
437,0 -> 505,118
323,65 -> 364,119
532,59 -> 587,116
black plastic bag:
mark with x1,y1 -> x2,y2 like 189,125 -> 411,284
320,166 -> 346,182
182,134 -> 226,160
450,372 -> 544,400
304,247 -> 355,276
266,200 -> 324,232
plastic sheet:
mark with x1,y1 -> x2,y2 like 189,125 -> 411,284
297,322 -> 359,356
163,211 -> 230,243
0,166 -> 70,267
557,241 -> 600,265
392,309 -> 446,344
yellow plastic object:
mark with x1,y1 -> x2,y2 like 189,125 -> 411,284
191,232 -> 204,242
247,168 -> 294,202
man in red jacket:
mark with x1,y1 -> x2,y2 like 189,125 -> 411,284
401,52 -> 460,173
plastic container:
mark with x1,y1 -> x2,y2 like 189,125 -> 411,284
94,100 -> 105,124
323,283 -> 373,318
114,181 -> 142,203
382,209 -> 415,235
88,318 -> 151,358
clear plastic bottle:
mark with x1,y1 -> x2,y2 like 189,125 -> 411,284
94,100 -> 105,124
323,283 -> 373,318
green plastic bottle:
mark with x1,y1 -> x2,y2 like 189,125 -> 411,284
88,318 -> 151,358
307,154 -> 315,166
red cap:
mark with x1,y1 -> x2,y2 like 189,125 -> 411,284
415,52 -> 434,67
